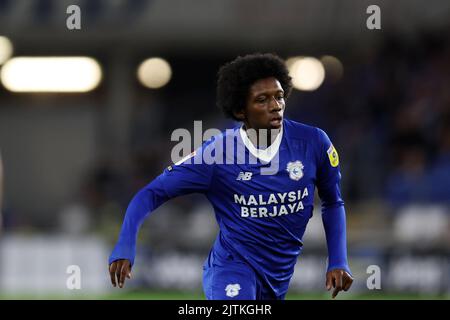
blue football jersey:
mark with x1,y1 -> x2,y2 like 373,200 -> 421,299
109,118 -> 350,297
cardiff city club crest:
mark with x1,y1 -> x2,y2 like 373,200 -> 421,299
286,161 -> 304,181
225,284 -> 241,298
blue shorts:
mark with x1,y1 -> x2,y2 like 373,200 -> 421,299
202,250 -> 285,300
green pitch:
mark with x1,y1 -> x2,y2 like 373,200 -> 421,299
1,291 -> 449,300
100,291 -> 450,300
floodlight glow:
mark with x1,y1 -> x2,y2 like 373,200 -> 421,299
289,57 -> 325,91
0,36 -> 13,65
137,57 -> 172,89
1,57 -> 102,92
321,55 -> 344,82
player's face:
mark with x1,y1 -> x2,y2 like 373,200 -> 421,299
241,77 -> 285,130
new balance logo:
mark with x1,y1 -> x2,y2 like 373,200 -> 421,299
236,172 -> 252,181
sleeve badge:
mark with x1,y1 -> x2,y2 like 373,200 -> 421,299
327,144 -> 339,167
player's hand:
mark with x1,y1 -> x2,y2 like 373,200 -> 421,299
109,259 -> 132,288
326,269 -> 353,299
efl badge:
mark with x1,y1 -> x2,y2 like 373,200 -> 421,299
286,161 -> 304,181
327,144 -> 339,167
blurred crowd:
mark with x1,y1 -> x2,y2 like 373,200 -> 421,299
2,34 -> 449,239
81,34 -> 450,231
289,33 -> 450,206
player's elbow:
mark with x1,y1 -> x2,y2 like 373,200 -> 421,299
321,199 -> 344,212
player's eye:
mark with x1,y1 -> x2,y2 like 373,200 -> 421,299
256,96 -> 267,103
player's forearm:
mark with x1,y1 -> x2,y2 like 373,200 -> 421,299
319,184 -> 351,274
109,176 -> 170,266
322,205 -> 351,274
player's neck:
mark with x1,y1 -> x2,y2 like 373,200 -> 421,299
243,125 -> 282,149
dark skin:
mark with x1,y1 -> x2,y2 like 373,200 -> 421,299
109,259 -> 131,288
109,76 -> 354,298
233,77 -> 285,148
326,269 -> 354,299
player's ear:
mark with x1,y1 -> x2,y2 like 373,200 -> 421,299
233,108 -> 245,121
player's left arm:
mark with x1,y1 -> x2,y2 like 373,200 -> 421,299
316,128 -> 353,298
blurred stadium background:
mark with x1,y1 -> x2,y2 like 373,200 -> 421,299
0,0 -> 449,299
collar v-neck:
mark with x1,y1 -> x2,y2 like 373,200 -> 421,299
239,124 -> 283,163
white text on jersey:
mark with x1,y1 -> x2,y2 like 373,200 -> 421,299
236,172 -> 253,181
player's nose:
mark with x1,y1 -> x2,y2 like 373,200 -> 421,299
269,97 -> 282,112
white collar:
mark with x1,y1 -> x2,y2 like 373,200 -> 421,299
239,124 -> 283,163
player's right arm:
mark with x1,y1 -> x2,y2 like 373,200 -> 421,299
109,142 -> 215,288
109,174 -> 171,288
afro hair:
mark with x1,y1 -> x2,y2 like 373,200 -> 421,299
216,53 -> 292,121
